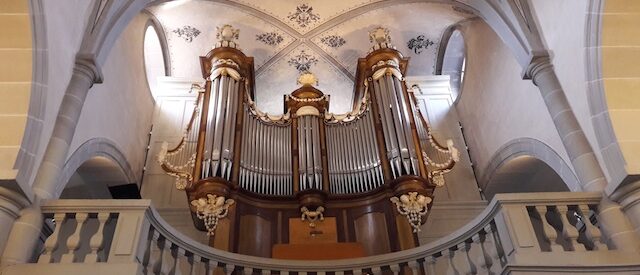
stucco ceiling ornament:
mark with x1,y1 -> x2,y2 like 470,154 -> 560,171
173,25 -> 201,42
301,206 -> 325,228
390,192 -> 432,232
407,35 -> 435,54
320,35 -> 346,48
287,4 -> 320,28
256,31 -> 284,46
288,50 -> 319,73
215,24 -> 240,48
191,194 -> 235,236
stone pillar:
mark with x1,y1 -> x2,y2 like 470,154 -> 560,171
31,57 -> 102,200
527,56 -> 640,251
527,56 -> 605,192
611,181 -> 640,243
0,187 -> 30,258
1,57 -> 102,267
0,205 -> 42,267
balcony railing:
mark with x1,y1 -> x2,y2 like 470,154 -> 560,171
3,192 -> 640,275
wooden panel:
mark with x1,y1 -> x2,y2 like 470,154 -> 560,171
272,243 -> 365,260
209,204 -> 234,251
289,217 -> 337,244
237,215 -> 272,257
395,213 -> 417,250
354,212 -> 390,255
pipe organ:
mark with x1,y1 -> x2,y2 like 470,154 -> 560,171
158,25 -> 459,258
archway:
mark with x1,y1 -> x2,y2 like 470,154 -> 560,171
483,155 -> 570,200
479,138 -> 581,200
56,138 -> 138,199
436,27 -> 466,101
60,156 -> 133,199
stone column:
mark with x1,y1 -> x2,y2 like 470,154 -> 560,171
610,181 -> 640,243
0,187 -> 30,258
527,56 -> 640,251
0,205 -> 42,267
527,56 -> 606,192
31,57 -> 102,200
1,57 -> 102,267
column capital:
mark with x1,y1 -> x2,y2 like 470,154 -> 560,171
523,55 -> 553,83
74,55 -> 103,84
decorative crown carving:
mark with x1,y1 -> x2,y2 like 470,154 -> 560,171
215,24 -> 240,49
368,27 -> 395,52
369,27 -> 391,45
297,72 -> 319,86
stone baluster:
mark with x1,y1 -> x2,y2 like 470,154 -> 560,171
86,212 -> 109,263
263,268 -> 272,275
141,229 -> 157,274
577,205 -> 607,250
152,236 -> 167,274
424,256 -> 437,275
38,213 -> 66,263
169,246 -> 184,275
160,239 -> 174,274
460,242 -> 477,275
446,248 -> 461,275
389,264 -> 401,275
353,268 -> 362,275
371,266 -> 383,275
474,232 -> 492,274
408,260 -> 420,275
482,224 -> 503,274
61,212 -> 88,263
534,206 -> 561,251
186,253 -> 197,275
244,267 -> 254,275
205,259 -> 219,275
556,205 -> 584,251
225,264 -> 236,275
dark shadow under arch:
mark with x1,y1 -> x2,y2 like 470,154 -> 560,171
478,138 -> 581,199
55,138 -> 137,199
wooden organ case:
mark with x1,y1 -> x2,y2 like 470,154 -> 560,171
158,25 -> 460,259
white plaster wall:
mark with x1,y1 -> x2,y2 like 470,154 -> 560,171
26,0 -> 92,189
69,13 -> 156,184
528,0 -> 610,181
455,20 -> 572,191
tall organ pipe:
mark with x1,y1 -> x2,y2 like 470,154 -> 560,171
239,102 -> 292,196
368,60 -> 427,179
326,110 -> 383,194
200,74 -> 240,181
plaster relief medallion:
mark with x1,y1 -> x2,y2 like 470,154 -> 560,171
173,25 -> 201,42
407,35 -> 435,54
256,32 -> 284,46
287,4 -> 320,28
320,35 -> 346,48
288,50 -> 318,73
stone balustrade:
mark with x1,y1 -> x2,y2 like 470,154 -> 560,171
3,192 -> 640,275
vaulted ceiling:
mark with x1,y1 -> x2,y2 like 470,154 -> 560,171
147,0 -> 474,114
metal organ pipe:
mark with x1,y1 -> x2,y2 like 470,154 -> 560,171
371,72 -> 421,178
297,114 -> 323,191
201,74 -> 239,181
239,103 -> 292,196
325,110 -> 383,195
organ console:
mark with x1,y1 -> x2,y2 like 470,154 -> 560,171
158,24 -> 459,258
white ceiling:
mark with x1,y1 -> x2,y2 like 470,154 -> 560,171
148,0 -> 473,114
